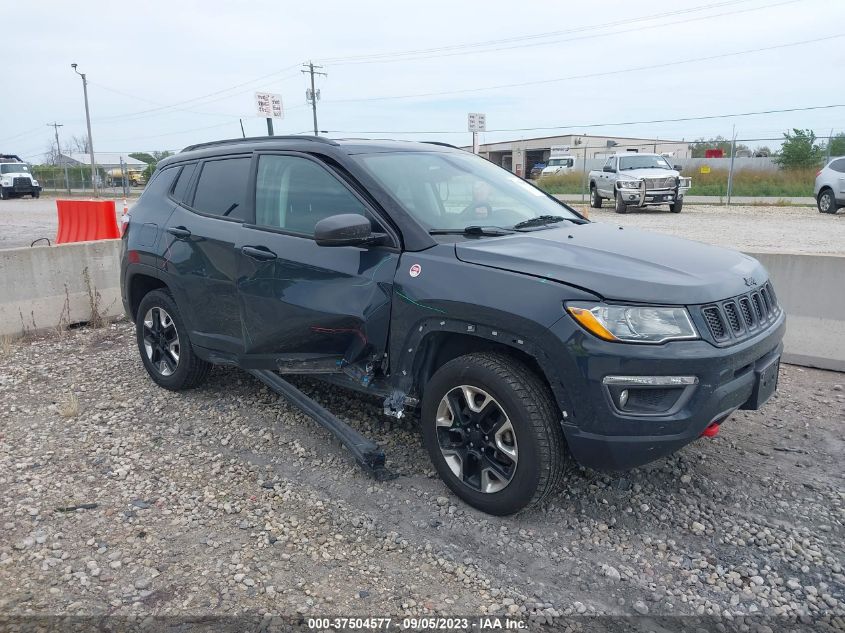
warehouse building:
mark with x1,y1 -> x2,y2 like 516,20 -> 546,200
472,134 -> 691,177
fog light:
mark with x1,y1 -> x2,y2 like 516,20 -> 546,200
618,389 -> 629,408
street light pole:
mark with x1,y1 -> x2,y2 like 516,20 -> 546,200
71,63 -> 98,196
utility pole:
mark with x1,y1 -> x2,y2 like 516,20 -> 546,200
47,122 -> 71,195
726,125 -> 737,206
302,61 -> 327,136
71,63 -> 98,196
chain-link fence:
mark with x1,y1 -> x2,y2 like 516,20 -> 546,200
31,165 -> 147,197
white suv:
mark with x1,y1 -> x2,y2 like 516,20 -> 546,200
814,157 -> 845,214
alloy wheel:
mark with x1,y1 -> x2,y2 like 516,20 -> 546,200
142,307 -> 180,377
820,193 -> 831,213
435,385 -> 518,494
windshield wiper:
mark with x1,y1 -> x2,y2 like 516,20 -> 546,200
511,215 -> 568,230
429,226 -> 513,236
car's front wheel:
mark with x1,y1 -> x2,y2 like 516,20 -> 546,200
818,189 -> 838,214
135,289 -> 211,390
421,352 -> 566,515
614,191 -> 628,214
670,199 -> 683,213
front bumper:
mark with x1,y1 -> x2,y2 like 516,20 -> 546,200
549,310 -> 785,471
617,186 -> 689,206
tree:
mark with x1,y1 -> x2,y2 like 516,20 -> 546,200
689,136 -> 748,158
828,133 -> 845,158
69,135 -> 90,154
129,152 -> 155,165
773,129 -> 824,169
753,146 -> 771,158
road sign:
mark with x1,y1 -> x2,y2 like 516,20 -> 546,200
255,92 -> 284,119
467,112 -> 486,132
700,165 -> 711,174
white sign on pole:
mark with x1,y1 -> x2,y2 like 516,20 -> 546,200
255,92 -> 284,119
467,112 -> 486,132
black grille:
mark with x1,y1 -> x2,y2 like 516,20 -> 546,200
13,177 -> 31,189
739,297 -> 755,327
723,302 -> 742,333
703,307 -> 726,340
700,283 -> 780,344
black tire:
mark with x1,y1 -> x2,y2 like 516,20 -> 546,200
669,198 -> 683,213
32,191 -> 40,199
420,352 -> 566,515
614,191 -> 628,214
0,188 -> 8,200
817,189 -> 838,214
135,289 -> 211,391
590,185 -> 602,208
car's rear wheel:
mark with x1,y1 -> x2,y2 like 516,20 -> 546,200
135,289 -> 211,390
669,198 -> 683,213
590,186 -> 602,208
818,189 -> 838,214
421,352 -> 566,515
614,191 -> 628,214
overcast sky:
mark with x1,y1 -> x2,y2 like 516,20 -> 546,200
3,0 -> 843,161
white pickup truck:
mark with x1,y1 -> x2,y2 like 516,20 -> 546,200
589,153 -> 690,214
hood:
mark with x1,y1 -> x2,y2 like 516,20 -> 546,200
455,222 -> 766,305
1,170 -> 33,179
617,168 -> 679,179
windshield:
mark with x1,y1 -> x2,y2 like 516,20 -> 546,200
618,155 -> 671,170
547,158 -> 572,167
0,163 -> 30,174
355,151 -> 579,231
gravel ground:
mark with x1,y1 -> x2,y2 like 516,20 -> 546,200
567,203 -> 845,256
0,322 -> 843,628
1,196 -> 844,255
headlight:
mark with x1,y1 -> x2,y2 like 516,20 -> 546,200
566,302 -> 699,343
31,179 -> 39,186
1,179 -> 10,187
617,180 -> 642,189
679,177 -> 691,188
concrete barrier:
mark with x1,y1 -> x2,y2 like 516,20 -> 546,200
749,252 -> 845,373
0,240 -> 841,373
0,240 -> 121,337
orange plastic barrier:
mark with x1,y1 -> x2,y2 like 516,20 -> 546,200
55,199 -> 120,244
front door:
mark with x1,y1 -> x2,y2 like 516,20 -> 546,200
235,152 -> 399,368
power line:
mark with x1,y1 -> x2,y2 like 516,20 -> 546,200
321,103 -> 845,135
323,34 -> 843,104
324,0 -> 801,66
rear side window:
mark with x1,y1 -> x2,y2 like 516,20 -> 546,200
140,167 -> 178,201
171,163 -> 197,203
191,157 -> 251,220
830,158 -> 845,173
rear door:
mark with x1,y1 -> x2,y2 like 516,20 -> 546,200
162,154 -> 252,354
235,151 -> 399,368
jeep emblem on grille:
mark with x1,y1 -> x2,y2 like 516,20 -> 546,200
744,276 -> 758,287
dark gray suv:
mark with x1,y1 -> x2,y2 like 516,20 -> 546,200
120,136 -> 785,515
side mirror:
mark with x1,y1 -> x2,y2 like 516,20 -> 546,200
602,165 -> 614,172
314,213 -> 375,247
674,165 -> 683,171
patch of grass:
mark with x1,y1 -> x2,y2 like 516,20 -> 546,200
534,172 -> 584,194
535,167 -> 817,197
58,393 -> 80,418
683,167 -> 816,197
1,335 -> 13,356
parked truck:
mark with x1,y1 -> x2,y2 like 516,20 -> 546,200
0,154 -> 41,199
589,152 -> 690,214
540,145 -> 575,177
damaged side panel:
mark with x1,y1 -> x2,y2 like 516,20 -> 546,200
235,223 -> 399,368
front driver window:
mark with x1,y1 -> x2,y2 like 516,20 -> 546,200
255,155 -> 369,236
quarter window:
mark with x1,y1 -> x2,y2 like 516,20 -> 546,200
171,163 -> 197,203
254,155 -> 369,235
830,158 -> 845,173
191,157 -> 251,220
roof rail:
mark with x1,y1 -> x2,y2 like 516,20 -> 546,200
422,141 -> 462,150
182,135 -> 339,153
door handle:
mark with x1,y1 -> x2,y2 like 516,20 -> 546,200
166,226 -> 191,238
241,246 -> 277,261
